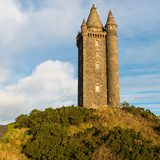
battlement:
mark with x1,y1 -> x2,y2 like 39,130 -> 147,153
87,33 -> 107,38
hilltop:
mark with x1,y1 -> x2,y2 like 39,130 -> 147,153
0,103 -> 160,160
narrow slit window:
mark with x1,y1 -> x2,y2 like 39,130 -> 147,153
96,63 -> 100,69
96,51 -> 99,57
96,40 -> 99,46
96,85 -> 100,92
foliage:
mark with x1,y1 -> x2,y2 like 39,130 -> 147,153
105,127 -> 159,160
15,106 -> 97,129
23,123 -> 69,159
23,124 -> 107,160
15,114 -> 30,128
15,106 -> 99,159
1,105 -> 160,159
0,123 -> 30,160
121,101 -> 160,122
23,124 -> 160,159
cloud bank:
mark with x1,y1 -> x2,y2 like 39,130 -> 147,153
0,60 -> 77,124
1,0 -> 160,49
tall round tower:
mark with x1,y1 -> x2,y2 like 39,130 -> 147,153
77,5 -> 120,108
105,10 -> 120,107
77,4 -> 108,108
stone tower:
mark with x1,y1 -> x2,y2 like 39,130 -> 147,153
76,4 -> 120,108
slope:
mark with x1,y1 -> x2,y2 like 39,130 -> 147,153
0,104 -> 160,160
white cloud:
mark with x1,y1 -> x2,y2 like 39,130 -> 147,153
1,0 -> 160,50
0,0 -> 84,51
0,0 -> 86,82
0,0 -> 28,47
0,0 -> 160,67
0,60 -> 77,124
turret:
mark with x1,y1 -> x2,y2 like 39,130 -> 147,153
81,19 -> 87,36
106,10 -> 120,107
105,10 -> 117,35
86,4 -> 103,32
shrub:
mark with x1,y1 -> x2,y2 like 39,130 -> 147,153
121,102 -> 159,122
23,125 -> 106,159
16,106 -> 99,159
15,106 -> 98,129
23,123 -> 69,159
105,127 -> 156,160
15,114 -> 29,128
14,105 -> 160,160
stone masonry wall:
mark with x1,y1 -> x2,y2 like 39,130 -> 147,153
106,25 -> 120,107
77,6 -> 120,108
83,32 -> 108,108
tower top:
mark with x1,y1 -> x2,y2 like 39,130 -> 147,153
86,4 -> 103,30
92,4 -> 96,9
81,19 -> 87,27
106,10 -> 116,26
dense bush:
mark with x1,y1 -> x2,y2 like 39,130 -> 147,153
23,125 -> 160,160
121,101 -> 159,122
14,105 -> 160,159
15,106 -> 98,129
154,124 -> 160,135
15,106 -> 99,159
15,114 -> 30,128
23,125 -> 107,159
105,127 -> 159,160
23,123 -> 70,159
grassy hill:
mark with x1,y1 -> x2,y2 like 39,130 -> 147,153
0,125 -> 7,140
0,103 -> 160,160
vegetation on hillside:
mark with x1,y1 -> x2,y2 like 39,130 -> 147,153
0,103 -> 160,160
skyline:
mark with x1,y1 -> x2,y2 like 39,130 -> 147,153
0,0 -> 160,124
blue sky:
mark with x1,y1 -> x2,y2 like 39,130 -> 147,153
0,0 -> 160,124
